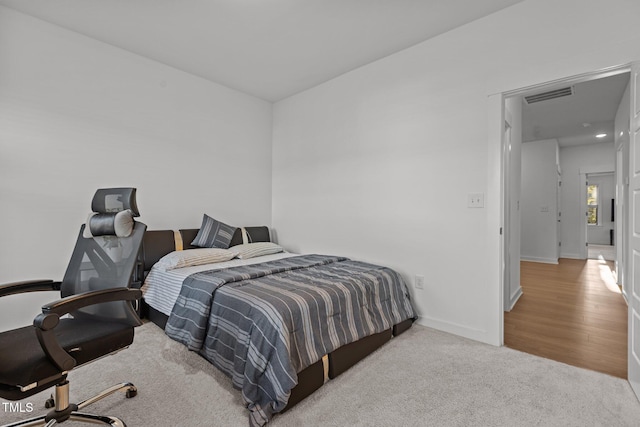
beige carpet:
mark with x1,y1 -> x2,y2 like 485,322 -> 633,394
3,322 -> 640,426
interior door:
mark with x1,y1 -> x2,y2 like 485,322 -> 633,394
628,61 -> 640,401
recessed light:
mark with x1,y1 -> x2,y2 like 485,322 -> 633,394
596,133 -> 607,138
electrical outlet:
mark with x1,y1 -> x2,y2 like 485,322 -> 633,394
414,275 -> 424,289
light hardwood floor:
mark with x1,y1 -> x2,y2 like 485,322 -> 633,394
504,258 -> 627,378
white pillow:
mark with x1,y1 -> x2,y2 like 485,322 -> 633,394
230,242 -> 284,260
156,248 -> 238,270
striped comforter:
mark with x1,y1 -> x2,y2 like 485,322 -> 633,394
165,254 -> 416,426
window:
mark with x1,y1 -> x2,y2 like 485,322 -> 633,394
587,184 -> 599,225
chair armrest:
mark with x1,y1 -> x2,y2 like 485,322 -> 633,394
40,287 -> 142,317
33,287 -> 142,372
0,279 -> 60,297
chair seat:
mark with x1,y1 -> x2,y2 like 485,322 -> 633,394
0,318 -> 133,400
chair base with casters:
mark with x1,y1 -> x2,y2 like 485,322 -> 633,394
4,380 -> 137,427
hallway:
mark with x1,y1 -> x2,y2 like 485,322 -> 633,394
504,258 -> 627,378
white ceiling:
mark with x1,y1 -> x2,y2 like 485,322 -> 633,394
522,72 -> 630,147
0,0 -> 523,102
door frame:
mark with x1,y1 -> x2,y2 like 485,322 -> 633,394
616,144 -> 626,293
490,63 -> 631,346
502,115 -> 512,311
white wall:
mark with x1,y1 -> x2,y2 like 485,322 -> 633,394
521,139 -> 559,263
559,142 -> 615,258
0,7 -> 273,331
272,0 -> 640,345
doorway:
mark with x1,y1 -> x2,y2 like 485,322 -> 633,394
501,69 -> 630,377
586,172 -> 616,261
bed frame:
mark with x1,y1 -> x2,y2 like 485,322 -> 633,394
140,228 -> 413,413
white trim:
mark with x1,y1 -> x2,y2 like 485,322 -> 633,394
503,116 -> 513,312
506,287 -> 523,312
498,64 -> 631,97
579,173 -> 588,259
580,166 -> 615,175
487,92 -> 505,347
520,256 -> 559,264
560,252 -> 584,260
416,315 -> 490,344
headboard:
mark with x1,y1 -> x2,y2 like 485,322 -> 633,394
141,230 -> 175,274
141,226 -> 271,275
180,226 -> 270,250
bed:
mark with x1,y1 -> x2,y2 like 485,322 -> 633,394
140,226 -> 415,426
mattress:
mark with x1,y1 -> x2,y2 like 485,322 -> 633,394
141,252 -> 297,316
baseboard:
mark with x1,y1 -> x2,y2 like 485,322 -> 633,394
560,253 -> 584,260
520,256 -> 558,264
416,315 -> 496,346
506,286 -> 523,311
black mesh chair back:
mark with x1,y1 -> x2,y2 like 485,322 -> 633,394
60,223 -> 144,326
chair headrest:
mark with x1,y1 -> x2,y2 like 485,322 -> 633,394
83,188 -> 139,238
91,188 -> 140,217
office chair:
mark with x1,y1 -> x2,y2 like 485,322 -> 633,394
0,188 -> 146,427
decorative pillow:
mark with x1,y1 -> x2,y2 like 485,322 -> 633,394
156,248 -> 238,270
191,214 -> 237,249
83,209 -> 134,238
229,242 -> 284,260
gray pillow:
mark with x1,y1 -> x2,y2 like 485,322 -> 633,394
191,214 -> 237,249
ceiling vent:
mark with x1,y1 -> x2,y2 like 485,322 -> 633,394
524,86 -> 574,104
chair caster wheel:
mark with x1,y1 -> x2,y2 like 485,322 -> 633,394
126,389 -> 137,398
45,394 -> 54,408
